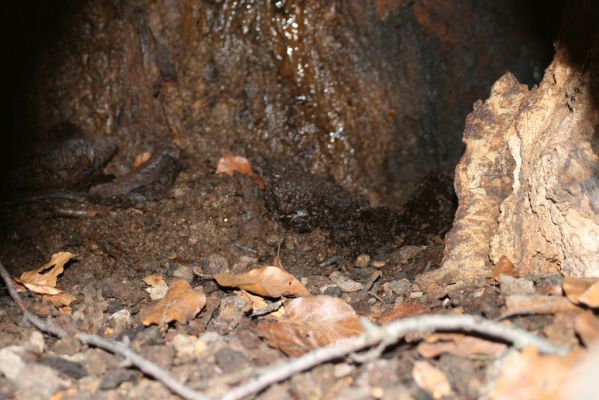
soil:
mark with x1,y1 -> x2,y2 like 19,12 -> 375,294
0,133 -> 468,399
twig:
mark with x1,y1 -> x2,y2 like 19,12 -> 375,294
220,314 -> 568,400
48,208 -> 98,218
78,333 -> 207,400
0,260 -> 209,400
1,259 -> 570,400
250,299 -> 284,318
319,255 -> 343,267
1,191 -> 90,207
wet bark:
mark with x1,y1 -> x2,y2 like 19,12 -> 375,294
4,0 -> 555,205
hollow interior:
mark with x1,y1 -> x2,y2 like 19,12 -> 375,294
0,0 -> 565,275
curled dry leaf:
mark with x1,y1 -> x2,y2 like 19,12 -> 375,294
574,311 -> 599,347
412,361 -> 452,400
488,346 -> 581,400
492,255 -> 517,281
502,295 -> 581,318
417,333 -> 507,358
133,151 -> 152,168
563,276 -> 599,308
15,252 -> 76,295
377,303 -> 431,324
257,295 -> 363,356
141,279 -> 206,326
214,266 -> 310,298
216,155 -> 265,190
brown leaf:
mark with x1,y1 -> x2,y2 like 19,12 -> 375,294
377,303 -> 431,324
133,151 -> 152,168
141,279 -> 206,326
502,295 -> 581,318
214,266 -> 310,298
563,276 -> 599,305
257,295 -> 363,356
216,155 -> 265,190
488,347 -> 581,400
492,255 -> 517,281
417,333 -> 507,358
575,311 -> 599,347
15,252 -> 76,295
412,361 -> 452,399
41,292 -> 78,315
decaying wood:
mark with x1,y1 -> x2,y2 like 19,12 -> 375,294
439,47 -> 599,280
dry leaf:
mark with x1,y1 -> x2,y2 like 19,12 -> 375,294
141,279 -> 206,326
575,311 -> 599,347
377,303 -> 431,324
417,333 -> 507,358
563,276 -> 598,301
214,266 -> 310,297
42,292 -> 77,307
257,295 -> 363,356
502,295 -> 581,318
412,361 -> 452,399
492,255 -> 516,281
488,346 -> 581,400
216,155 -> 265,190
15,252 -> 76,295
577,282 -> 599,308
133,151 -> 152,168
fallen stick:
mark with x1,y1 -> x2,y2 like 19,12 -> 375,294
0,261 -> 209,400
220,315 -> 568,400
1,260 -> 568,400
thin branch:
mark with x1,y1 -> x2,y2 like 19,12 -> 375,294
220,314 -> 568,400
78,333 -> 208,400
0,260 -> 209,400
2,259 -> 570,400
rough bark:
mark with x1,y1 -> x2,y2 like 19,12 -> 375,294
439,38 -> 599,280
4,0 -> 555,205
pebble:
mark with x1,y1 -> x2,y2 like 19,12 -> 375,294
173,265 -> 194,282
203,254 -> 229,275
354,254 -> 371,268
330,271 -> 364,292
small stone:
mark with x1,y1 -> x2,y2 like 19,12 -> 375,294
387,279 -> 411,297
203,254 -> 229,275
214,347 -> 249,373
330,271 -> 364,292
25,331 -> 46,353
499,275 -> 536,296
14,363 -> 67,399
173,265 -> 194,282
409,291 -> 424,299
108,309 -> 132,335
171,333 -> 205,362
0,347 -> 25,380
147,283 -> 168,300
371,260 -> 386,269
38,356 -> 87,379
333,363 -> 355,378
100,368 -> 139,390
355,254 -> 371,268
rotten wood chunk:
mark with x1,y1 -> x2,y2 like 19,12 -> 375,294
259,157 -> 456,254
89,144 -> 181,206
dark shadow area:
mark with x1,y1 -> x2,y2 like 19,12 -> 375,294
557,0 -> 599,110
1,0 -> 72,196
